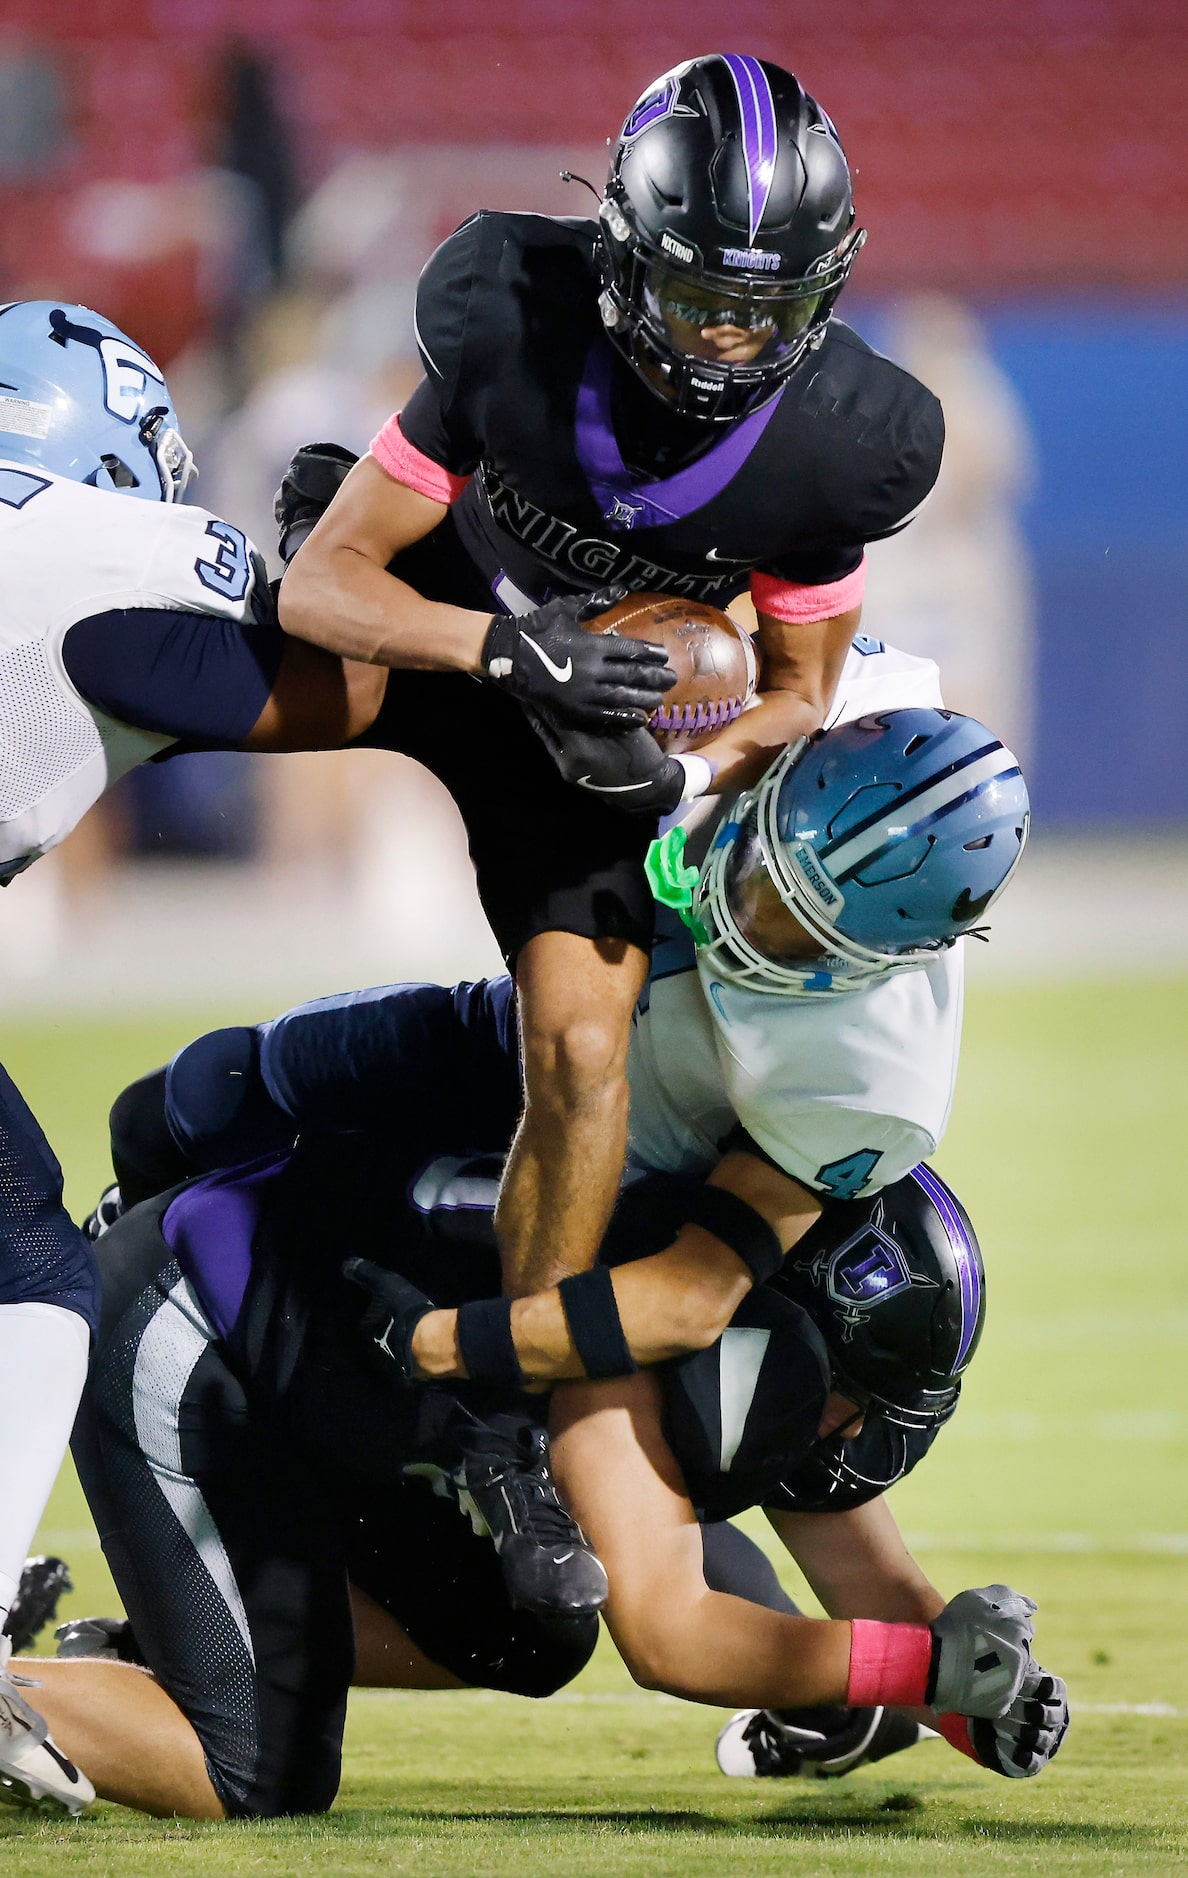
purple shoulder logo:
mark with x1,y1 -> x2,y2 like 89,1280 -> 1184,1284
794,1202 -> 938,1342
622,76 -> 679,140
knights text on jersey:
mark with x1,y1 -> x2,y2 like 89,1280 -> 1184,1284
0,463 -> 264,876
395,211 -> 943,611
624,638 -> 963,1197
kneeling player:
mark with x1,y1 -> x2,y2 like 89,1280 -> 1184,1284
17,1129 -> 1063,1819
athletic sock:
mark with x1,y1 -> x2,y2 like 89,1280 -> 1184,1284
0,1302 -> 90,1625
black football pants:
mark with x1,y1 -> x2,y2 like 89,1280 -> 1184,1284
72,1197 -> 596,1818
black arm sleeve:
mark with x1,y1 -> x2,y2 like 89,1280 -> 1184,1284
62,607 -> 285,746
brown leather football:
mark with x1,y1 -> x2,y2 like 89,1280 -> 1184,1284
585,593 -> 760,751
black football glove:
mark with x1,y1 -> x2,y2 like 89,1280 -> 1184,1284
482,587 -> 676,732
343,1257 -> 434,1385
274,442 -> 360,562
956,1663 -> 1070,1778
525,705 -> 686,817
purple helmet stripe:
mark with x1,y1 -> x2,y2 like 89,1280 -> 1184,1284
720,55 -> 779,243
909,1164 -> 983,1374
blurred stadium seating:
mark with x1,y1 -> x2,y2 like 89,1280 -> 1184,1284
2,1 -> 1184,296
0,0 -> 1183,873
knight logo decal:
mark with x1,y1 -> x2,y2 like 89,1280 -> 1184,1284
605,495 -> 644,528
622,77 -> 679,140
795,1204 -> 938,1341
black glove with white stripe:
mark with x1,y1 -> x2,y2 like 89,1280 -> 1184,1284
524,707 -> 686,816
482,588 -> 675,732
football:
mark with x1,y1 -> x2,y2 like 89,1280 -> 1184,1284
585,593 -> 760,751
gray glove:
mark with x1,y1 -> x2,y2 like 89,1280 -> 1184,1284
966,1662 -> 1070,1777
928,1584 -> 1037,1719
525,706 -> 686,816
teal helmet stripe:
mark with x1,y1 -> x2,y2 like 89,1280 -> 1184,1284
816,738 -> 1007,866
820,747 -> 1017,881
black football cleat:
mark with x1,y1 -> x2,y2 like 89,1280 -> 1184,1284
716,1703 -> 935,1779
2,1558 -> 73,1657
460,1415 -> 609,1619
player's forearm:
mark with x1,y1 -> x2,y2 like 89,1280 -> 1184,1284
768,1502 -> 946,1624
608,1591 -> 854,1708
278,549 -> 490,674
411,1232 -> 754,1382
689,685 -> 834,794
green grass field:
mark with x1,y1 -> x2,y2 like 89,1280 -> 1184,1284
2,976 -> 1187,1874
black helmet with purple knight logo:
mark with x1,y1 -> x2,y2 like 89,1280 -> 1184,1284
772,1163 -> 987,1433
597,54 -> 865,422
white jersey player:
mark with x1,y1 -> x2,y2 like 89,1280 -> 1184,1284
0,300 -> 379,1818
625,637 -> 962,1199
354,646 -> 1031,1393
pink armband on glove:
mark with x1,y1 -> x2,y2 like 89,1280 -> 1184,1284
846,1619 -> 934,1707
937,1712 -> 980,1763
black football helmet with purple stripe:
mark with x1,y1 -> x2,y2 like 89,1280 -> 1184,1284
597,54 -> 865,421
773,1163 -> 987,1435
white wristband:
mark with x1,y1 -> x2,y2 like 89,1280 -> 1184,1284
675,753 -> 717,804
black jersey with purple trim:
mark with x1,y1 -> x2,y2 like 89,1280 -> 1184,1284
398,211 -> 943,611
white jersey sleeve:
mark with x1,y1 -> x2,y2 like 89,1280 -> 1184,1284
0,462 -> 266,878
623,635 -> 960,1200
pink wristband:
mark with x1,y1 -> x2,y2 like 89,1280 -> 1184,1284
846,1619 -> 933,1708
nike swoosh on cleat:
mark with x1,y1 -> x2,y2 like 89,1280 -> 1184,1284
519,632 -> 573,683
553,1551 -> 575,1564
41,1743 -> 80,1783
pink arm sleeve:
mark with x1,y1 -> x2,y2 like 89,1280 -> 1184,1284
750,556 -> 866,624
369,414 -> 471,505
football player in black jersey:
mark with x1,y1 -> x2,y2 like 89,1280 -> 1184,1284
276,53 -> 944,1311
23,1092 -> 1063,1818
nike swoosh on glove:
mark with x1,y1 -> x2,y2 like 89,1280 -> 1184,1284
927,1584 -> 1038,1718
525,707 -> 686,816
482,587 -> 676,731
274,442 -> 360,562
941,1662 -> 1070,1777
342,1257 -> 434,1385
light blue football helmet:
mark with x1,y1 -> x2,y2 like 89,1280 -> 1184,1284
695,709 -> 1030,995
0,300 -> 195,501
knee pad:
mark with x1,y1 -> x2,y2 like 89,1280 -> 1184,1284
166,1027 -> 291,1172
